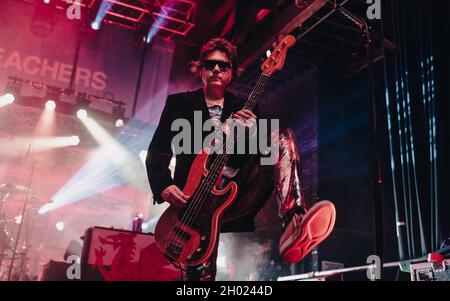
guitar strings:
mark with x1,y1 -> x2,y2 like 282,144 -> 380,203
169,42 -> 290,264
166,72 -> 270,259
176,74 -> 268,232
164,74 -> 267,260
166,73 -> 269,259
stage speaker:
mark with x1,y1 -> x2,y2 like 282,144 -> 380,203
81,227 -> 181,281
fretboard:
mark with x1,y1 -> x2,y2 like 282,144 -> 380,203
195,72 -> 271,196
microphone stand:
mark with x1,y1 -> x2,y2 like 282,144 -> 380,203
7,142 -> 36,281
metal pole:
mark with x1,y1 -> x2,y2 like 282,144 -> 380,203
132,42 -> 148,118
277,261 -> 400,281
335,5 -> 387,279
367,36 -> 385,276
68,4 -> 86,91
7,144 -> 36,281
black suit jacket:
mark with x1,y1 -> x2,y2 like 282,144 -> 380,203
146,88 -> 269,232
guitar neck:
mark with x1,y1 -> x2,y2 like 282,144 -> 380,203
194,72 -> 271,195
182,35 -> 294,230
242,73 -> 270,112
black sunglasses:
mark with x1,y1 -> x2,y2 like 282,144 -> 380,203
202,60 -> 233,72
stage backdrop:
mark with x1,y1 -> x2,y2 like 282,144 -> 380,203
0,0 -> 175,279
0,1 -> 320,280
0,0 -> 174,125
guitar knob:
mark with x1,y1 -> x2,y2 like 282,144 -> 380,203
196,248 -> 202,252
201,236 -> 206,241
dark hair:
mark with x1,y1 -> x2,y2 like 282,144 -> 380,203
191,38 -> 239,77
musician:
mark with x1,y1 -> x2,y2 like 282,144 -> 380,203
146,38 -> 336,281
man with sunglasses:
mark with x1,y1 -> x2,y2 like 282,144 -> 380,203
146,38 -> 335,281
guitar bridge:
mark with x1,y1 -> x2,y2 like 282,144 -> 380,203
166,242 -> 183,261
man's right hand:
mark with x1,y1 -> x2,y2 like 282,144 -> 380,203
161,185 -> 189,207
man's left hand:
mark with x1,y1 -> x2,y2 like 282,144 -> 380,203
232,109 -> 256,128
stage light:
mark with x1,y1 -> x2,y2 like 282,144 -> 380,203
2,93 -> 15,103
1,77 -> 21,107
145,18 -> 164,44
14,215 -> 22,224
69,135 -> 80,146
90,0 -> 114,31
36,96 -> 56,137
43,0 -> 51,4
45,100 -> 56,110
0,93 -> 15,107
55,222 -> 64,231
91,21 -> 101,30
115,119 -> 124,128
145,1 -> 176,44
44,86 -> 61,106
112,103 -> 126,127
75,92 -> 91,118
77,109 -> 88,120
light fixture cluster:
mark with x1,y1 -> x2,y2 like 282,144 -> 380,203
1,76 -> 127,127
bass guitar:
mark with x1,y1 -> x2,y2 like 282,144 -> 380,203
155,35 -> 296,267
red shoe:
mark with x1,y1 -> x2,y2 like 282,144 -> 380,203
279,200 -> 336,263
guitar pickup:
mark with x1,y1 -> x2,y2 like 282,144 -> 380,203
166,243 -> 183,258
173,227 -> 192,241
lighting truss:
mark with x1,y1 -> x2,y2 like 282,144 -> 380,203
41,0 -> 196,39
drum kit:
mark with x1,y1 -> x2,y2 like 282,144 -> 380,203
0,183 -> 40,281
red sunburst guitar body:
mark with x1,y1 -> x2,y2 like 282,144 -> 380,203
154,149 -> 238,266
154,35 -> 296,268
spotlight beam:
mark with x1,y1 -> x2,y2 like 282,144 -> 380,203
41,119 -> 155,214
91,0 -> 114,30
145,2 -> 175,43
40,117 -> 143,214
0,136 -> 80,156
79,117 -> 137,182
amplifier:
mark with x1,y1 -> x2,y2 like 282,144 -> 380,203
410,259 -> 450,281
81,226 -> 182,281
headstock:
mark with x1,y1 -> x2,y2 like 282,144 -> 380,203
261,35 -> 296,76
